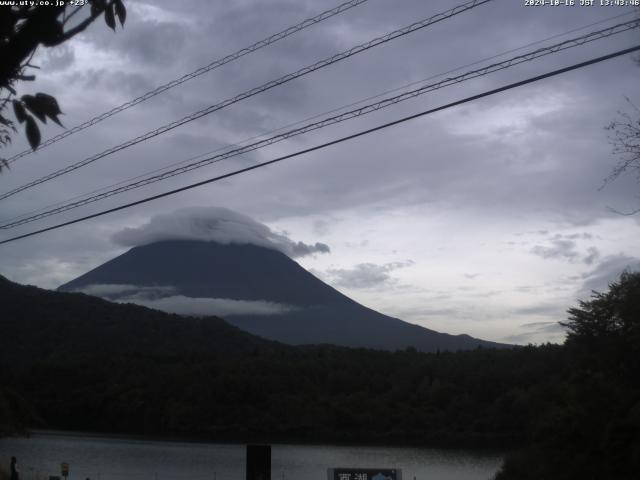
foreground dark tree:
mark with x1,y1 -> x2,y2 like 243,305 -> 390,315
565,270 -> 640,344
604,100 -> 640,214
0,385 -> 32,436
497,271 -> 640,480
601,41 -> 640,213
0,0 -> 126,170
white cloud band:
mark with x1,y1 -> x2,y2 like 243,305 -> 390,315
118,294 -> 294,317
74,283 -> 294,317
111,206 -> 330,258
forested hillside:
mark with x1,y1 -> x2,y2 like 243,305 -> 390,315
1,273 -> 638,478
0,385 -> 31,436
0,274 -> 282,365
10,344 -> 565,446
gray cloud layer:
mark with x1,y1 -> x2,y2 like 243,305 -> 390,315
1,1 -> 639,344
530,233 -> 601,264
324,260 -> 414,289
7,0 -> 635,226
576,254 -> 640,301
112,207 -> 330,258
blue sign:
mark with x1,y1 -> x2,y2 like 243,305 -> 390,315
328,468 -> 401,480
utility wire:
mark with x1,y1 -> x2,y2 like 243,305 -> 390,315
5,9 -> 634,227
1,44 -> 638,246
4,0 -> 372,165
0,0 -> 493,201
2,19 -> 638,230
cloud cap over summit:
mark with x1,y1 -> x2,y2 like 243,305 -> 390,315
112,207 -> 330,258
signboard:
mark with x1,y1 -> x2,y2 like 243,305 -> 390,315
60,463 -> 70,479
328,468 -> 401,480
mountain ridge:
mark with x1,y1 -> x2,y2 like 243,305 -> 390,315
0,273 -> 282,365
59,240 -> 508,352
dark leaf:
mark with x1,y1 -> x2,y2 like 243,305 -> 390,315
105,3 -> 116,30
90,0 -> 106,17
25,115 -> 41,150
12,100 -> 27,123
49,113 -> 64,128
35,92 -> 63,116
21,95 -> 47,123
114,0 -> 126,27
40,20 -> 64,47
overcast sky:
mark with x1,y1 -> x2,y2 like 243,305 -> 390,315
1,0 -> 639,344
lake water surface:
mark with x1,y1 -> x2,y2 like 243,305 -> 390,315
1,431 -> 503,480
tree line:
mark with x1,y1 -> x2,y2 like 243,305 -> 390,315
1,272 -> 638,478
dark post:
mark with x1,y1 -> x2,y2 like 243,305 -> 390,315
246,445 -> 271,480
10,457 -> 18,480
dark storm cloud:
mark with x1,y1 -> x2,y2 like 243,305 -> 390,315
583,247 -> 600,265
564,233 -> 593,240
530,234 -> 601,264
72,68 -> 158,100
35,0 -> 636,228
324,260 -> 414,289
576,254 -> 640,301
81,6 -> 188,67
290,240 -> 330,257
120,20 -> 187,66
531,239 -> 580,261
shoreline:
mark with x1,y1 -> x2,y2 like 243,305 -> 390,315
9,429 -> 509,455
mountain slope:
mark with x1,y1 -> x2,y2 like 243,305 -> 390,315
59,240 -> 507,352
62,240 -> 351,306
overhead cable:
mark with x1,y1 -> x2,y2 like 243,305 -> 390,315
7,8 -> 632,227
4,0 -> 372,165
1,44 -> 638,246
0,0 -> 494,201
2,19 -> 638,230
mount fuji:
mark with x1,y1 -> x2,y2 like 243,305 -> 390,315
59,238 -> 506,352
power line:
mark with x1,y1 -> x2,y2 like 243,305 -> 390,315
1,44 -> 637,247
2,19 -> 638,230
0,0 -> 494,201
5,9 -> 633,227
4,0 -> 372,165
